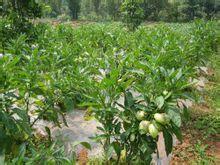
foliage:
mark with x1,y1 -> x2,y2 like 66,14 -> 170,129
37,0 -> 219,21
1,0 -> 42,48
2,142 -> 76,164
120,0 -> 144,30
14,141 -> 90,164
194,115 -> 220,139
68,0 -> 81,20
0,28 -> 81,162
0,19 -> 218,163
57,14 -> 71,22
193,140 -> 216,164
2,0 -> 42,18
79,20 -> 217,163
41,4 -> 53,17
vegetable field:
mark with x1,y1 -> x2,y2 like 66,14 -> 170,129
0,19 -> 219,164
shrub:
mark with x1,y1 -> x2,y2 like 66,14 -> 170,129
120,0 -> 144,31
57,14 -> 71,22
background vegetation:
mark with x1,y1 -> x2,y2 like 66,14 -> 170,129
1,0 -> 220,22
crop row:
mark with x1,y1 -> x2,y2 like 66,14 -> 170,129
0,20 -> 218,163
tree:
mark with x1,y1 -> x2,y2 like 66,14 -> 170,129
2,0 -> 42,18
2,0 -> 42,35
92,0 -> 101,15
202,0 -> 216,19
68,0 -> 81,20
121,0 -> 144,30
43,0 -> 62,17
142,0 -> 169,21
178,0 -> 203,21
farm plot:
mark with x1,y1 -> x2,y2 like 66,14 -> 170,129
0,20 -> 218,164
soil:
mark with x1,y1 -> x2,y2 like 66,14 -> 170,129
170,111 -> 220,165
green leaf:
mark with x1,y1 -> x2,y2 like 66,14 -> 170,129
107,145 -> 114,160
163,130 -> 173,156
140,143 -> 147,153
170,125 -> 182,142
175,69 -> 182,81
0,154 -> 5,165
129,69 -> 145,75
97,126 -> 105,132
155,96 -> 164,109
183,107 -> 190,120
45,126 -> 52,142
89,134 -> 109,143
167,108 -> 181,127
124,91 -> 134,108
72,141 -> 91,150
111,142 -> 121,157
12,107 -> 29,122
16,143 -> 26,164
64,97 -> 74,111
80,142 -> 91,150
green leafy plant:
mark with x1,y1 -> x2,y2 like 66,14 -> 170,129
1,141 -> 77,165
84,61 -> 192,163
193,140 -> 215,164
194,115 -> 220,139
78,20 -> 217,163
0,19 -> 217,163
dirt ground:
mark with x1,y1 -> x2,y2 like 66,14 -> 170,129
171,104 -> 220,164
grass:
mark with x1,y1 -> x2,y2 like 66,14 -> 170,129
209,56 -> 220,111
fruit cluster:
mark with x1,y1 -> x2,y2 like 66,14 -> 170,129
138,111 -> 170,138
